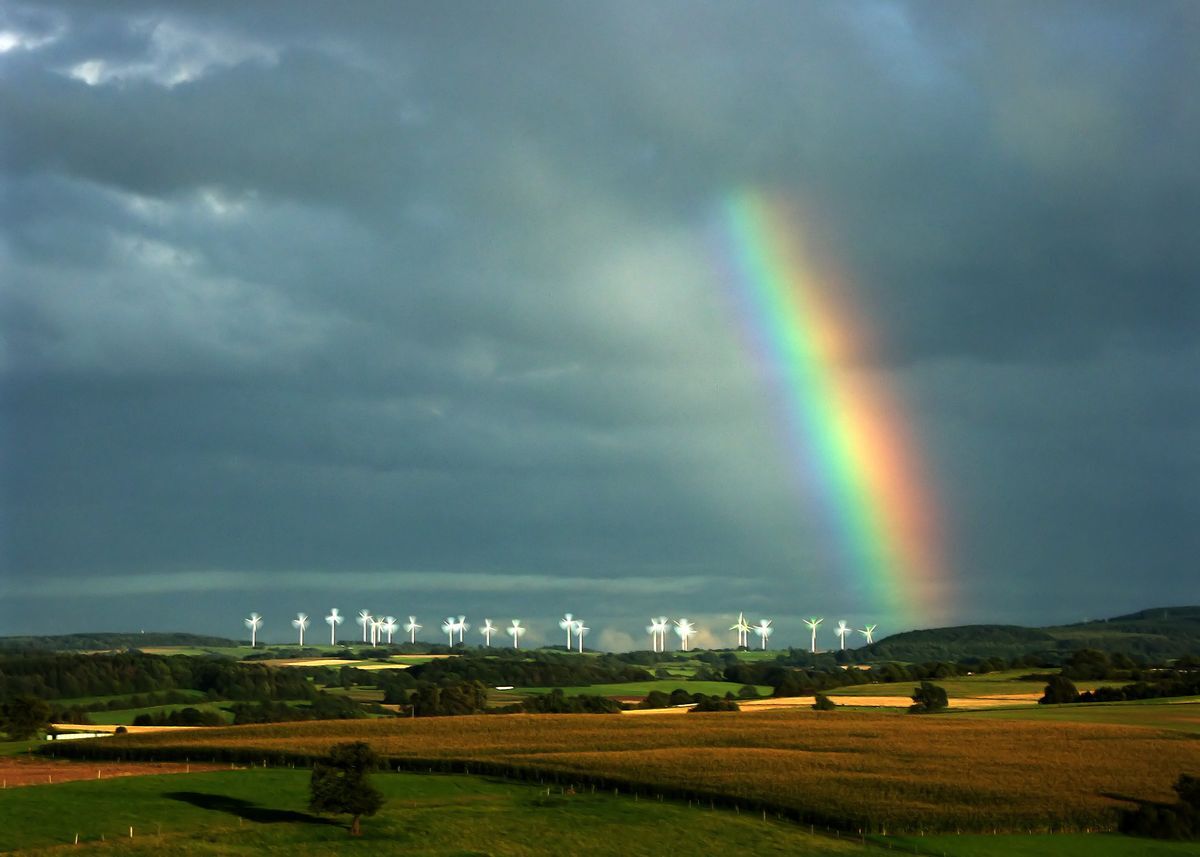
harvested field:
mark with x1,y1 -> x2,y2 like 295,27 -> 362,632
0,757 -> 222,788
47,708 -> 1200,833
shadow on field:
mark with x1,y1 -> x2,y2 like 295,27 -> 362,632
165,791 -> 339,826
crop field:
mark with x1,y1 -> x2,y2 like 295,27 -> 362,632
520,679 -> 771,699
827,670 -> 1119,700
958,699 -> 1200,734
0,768 -> 875,856
50,707 -> 1200,834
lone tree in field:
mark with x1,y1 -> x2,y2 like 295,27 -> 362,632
309,741 -> 385,836
1039,675 -> 1080,705
908,681 -> 949,714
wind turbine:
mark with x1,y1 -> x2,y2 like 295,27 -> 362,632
441,617 -> 457,647
674,618 -> 695,651
858,624 -> 877,645
654,616 -> 669,652
507,619 -> 526,648
646,619 -> 660,653
369,617 -> 381,647
836,620 -> 851,650
325,608 -> 344,645
244,612 -> 263,648
357,610 -> 372,643
576,623 -> 589,653
804,617 -> 823,653
559,613 -> 575,651
404,616 -> 422,644
480,618 -> 496,647
456,616 -> 469,643
292,613 -> 310,646
382,616 -> 397,645
752,619 -> 773,650
730,612 -> 752,648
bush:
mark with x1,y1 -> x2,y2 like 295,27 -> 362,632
812,693 -> 837,711
1039,675 -> 1079,705
908,681 -> 948,714
689,695 -> 739,712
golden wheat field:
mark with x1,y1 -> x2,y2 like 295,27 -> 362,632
57,708 -> 1200,833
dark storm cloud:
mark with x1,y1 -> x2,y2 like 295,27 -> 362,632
1,1 -> 1197,642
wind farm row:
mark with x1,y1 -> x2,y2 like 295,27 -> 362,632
243,609 -> 878,652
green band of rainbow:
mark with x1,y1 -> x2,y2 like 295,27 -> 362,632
719,190 -> 951,626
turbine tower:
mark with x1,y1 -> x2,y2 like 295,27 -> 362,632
382,616 -> 397,645
804,617 -> 824,653
456,616 -> 469,643
507,619 -> 526,648
654,616 -> 669,653
730,612 -> 752,648
559,613 -> 575,651
244,612 -> 263,648
441,617 -> 457,647
858,624 -> 877,645
404,616 -> 422,644
836,620 -> 851,650
292,613 -> 309,646
752,618 -> 773,650
369,617 -> 381,647
674,618 -> 695,651
645,619 -> 661,653
357,609 -> 372,643
325,608 -> 344,645
575,623 -> 589,653
480,618 -> 496,647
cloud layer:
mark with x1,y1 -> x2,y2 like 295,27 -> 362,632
2,1 -> 1197,645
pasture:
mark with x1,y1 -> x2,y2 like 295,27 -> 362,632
0,768 -> 873,856
48,706 -> 1200,834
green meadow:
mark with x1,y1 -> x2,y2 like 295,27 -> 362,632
519,679 -> 772,698
0,768 -> 877,856
956,699 -> 1200,734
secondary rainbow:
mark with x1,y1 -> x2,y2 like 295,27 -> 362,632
718,189 -> 951,625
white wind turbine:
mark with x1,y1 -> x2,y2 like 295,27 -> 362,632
244,612 -> 263,648
456,616 -> 469,643
804,617 -> 823,653
752,618 -> 773,650
325,608 -> 344,645
575,623 -> 589,653
404,616 -> 422,644
369,617 -> 380,647
559,613 -> 575,651
441,617 -> 457,646
674,618 -> 695,651
858,624 -> 877,645
730,612 -> 752,648
292,613 -> 310,646
480,618 -> 496,647
507,619 -> 526,649
382,616 -> 397,645
357,610 -> 372,643
645,619 -> 661,652
654,616 -> 669,652
836,620 -> 851,650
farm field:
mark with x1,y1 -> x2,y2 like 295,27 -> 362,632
882,833 -> 1199,857
827,670 -> 1118,700
51,707 -> 1200,834
520,679 -> 771,699
958,699 -> 1200,734
0,767 -> 877,856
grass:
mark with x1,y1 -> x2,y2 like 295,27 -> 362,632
830,670 -> 1119,700
957,699 -> 1200,734
0,740 -> 40,757
86,702 -> 236,726
54,707 -> 1200,834
520,680 -> 771,698
0,767 -> 878,856
881,833 -> 1200,856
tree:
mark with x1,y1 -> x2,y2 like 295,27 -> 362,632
908,681 -> 948,713
1039,675 -> 1079,705
812,693 -> 837,711
1,696 -> 51,739
309,742 -> 385,835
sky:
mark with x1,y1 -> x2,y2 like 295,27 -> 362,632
1,1 -> 1197,648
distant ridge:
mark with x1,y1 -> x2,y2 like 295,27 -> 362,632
865,606 -> 1200,661
0,631 -> 240,651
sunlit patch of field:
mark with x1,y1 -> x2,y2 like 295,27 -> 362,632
57,708 -> 1200,833
959,699 -> 1200,734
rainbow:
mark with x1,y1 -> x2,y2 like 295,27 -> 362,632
717,190 -> 952,626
